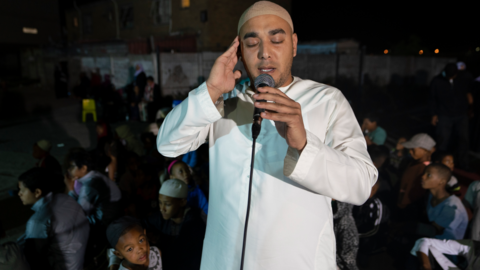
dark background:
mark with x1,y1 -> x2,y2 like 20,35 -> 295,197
291,1 -> 478,56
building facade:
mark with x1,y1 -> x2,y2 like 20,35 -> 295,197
0,0 -> 61,80
65,0 -> 291,53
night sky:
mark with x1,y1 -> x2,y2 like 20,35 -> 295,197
291,1 -> 479,55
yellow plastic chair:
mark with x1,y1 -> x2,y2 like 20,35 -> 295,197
82,99 -> 97,122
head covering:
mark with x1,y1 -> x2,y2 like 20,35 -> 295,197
134,63 -> 144,77
36,139 -> 52,152
159,179 -> 188,199
237,1 -> 293,34
457,61 -> 466,70
106,216 -> 142,249
115,125 -> 134,139
148,123 -> 159,136
402,133 -> 436,151
115,125 -> 145,156
167,160 -> 180,175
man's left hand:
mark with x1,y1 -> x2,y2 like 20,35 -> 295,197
253,86 -> 307,153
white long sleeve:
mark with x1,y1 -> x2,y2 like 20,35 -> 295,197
284,92 -> 377,205
157,82 -> 222,157
411,238 -> 470,257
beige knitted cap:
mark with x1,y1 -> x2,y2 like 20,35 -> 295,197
36,139 -> 52,152
237,1 -> 293,34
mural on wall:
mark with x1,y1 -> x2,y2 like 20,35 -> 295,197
162,65 -> 190,97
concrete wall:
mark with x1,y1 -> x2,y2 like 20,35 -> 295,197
159,51 -> 248,96
292,54 -> 455,86
70,52 -> 455,97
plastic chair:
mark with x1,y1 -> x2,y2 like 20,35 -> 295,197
82,99 -> 97,122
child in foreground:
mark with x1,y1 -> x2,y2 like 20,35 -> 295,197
397,133 -> 436,210
421,163 -> 468,240
107,216 -> 162,270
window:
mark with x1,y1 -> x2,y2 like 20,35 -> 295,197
82,14 -> 92,34
73,17 -> 78,27
181,0 -> 190,8
120,5 -> 134,29
151,0 -> 171,25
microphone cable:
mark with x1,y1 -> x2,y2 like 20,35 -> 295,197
240,121 -> 260,270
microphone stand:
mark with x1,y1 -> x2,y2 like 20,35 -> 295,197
239,112 -> 262,270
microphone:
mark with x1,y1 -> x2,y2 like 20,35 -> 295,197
253,74 -> 275,122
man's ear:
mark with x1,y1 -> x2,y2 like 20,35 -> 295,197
113,250 -> 124,260
292,33 -> 298,57
34,188 -> 42,199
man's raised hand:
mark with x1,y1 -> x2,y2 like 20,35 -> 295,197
206,37 -> 242,103
253,86 -> 307,153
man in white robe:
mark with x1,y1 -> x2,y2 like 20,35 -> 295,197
157,1 -> 378,269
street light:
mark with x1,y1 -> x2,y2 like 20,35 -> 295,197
384,49 -> 388,54
419,50 -> 423,55
23,27 -> 38,34
434,49 -> 439,54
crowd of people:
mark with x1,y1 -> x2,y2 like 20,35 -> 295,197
0,59 -> 480,270
331,61 -> 480,270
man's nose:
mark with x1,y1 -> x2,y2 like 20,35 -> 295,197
258,41 -> 272,60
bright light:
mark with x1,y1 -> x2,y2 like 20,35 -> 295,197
419,50 -> 424,55
434,49 -> 439,54
23,27 -> 38,34
477,47 -> 480,52
384,49 -> 388,54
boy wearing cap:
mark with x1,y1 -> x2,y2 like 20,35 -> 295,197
145,179 -> 205,270
107,217 -> 162,270
32,139 -> 62,173
421,163 -> 468,240
168,160 -> 209,215
109,180 -> 205,270
397,133 -> 436,210
17,168 -> 89,270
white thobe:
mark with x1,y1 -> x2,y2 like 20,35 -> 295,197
411,238 -> 471,270
157,76 -> 377,270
